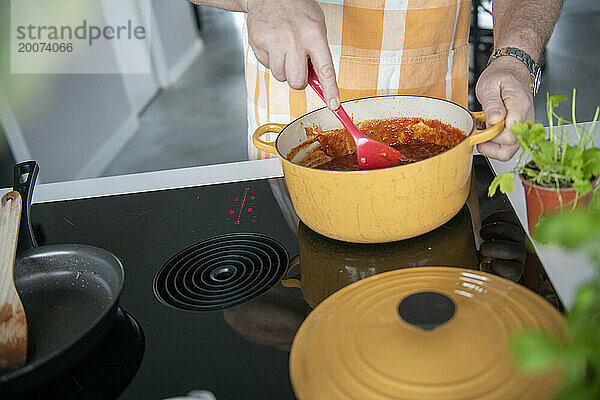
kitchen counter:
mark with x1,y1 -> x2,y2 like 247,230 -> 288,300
1,121 -> 596,309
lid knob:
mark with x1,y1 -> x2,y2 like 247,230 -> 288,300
397,291 -> 455,331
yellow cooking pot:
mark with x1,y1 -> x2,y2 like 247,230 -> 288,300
253,95 -> 504,243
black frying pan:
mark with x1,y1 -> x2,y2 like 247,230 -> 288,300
0,161 -> 125,397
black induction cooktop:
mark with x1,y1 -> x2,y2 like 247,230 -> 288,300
5,156 -> 562,400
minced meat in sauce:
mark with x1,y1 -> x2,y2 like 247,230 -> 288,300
288,117 -> 466,171
316,140 -> 451,170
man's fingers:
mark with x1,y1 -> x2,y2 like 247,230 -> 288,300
246,0 -> 335,104
502,91 -> 534,137
253,47 -> 270,70
477,81 -> 515,148
474,56 -> 536,161
308,42 -> 340,110
476,80 -> 507,127
269,52 -> 286,82
477,142 -> 520,162
487,82 -> 533,147
285,48 -> 308,90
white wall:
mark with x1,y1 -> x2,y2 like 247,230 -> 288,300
150,0 -> 204,86
0,0 -> 138,183
152,0 -> 199,71
0,0 -> 203,183
5,74 -> 136,182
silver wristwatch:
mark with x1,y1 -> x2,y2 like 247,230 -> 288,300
487,47 -> 542,96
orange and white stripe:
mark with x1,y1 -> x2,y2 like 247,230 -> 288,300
245,0 -> 472,160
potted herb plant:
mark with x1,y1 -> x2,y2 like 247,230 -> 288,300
510,192 -> 600,399
488,90 -> 600,233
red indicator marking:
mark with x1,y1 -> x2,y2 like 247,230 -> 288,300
230,187 -> 256,225
238,192 -> 248,221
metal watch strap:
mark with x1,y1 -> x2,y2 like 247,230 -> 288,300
487,47 -> 542,96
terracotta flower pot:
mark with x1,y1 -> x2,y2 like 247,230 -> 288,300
521,175 -> 595,234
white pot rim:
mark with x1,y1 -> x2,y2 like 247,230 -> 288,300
274,94 -> 477,173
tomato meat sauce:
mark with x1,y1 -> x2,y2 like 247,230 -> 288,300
287,117 -> 467,171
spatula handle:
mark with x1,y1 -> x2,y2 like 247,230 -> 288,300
0,191 -> 27,369
13,161 -> 39,252
307,62 -> 367,140
0,193 -> 22,294
306,61 -> 326,103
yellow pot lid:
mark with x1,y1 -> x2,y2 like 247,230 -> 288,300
290,267 -> 567,400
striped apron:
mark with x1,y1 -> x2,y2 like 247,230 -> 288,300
244,0 -> 472,160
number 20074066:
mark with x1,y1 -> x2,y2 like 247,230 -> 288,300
18,42 -> 73,52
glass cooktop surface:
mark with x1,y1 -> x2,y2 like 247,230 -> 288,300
6,156 -> 561,400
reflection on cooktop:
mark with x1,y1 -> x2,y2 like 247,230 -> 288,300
224,288 -> 312,352
17,308 -> 144,400
288,206 -> 480,308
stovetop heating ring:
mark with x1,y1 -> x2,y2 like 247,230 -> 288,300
153,233 -> 289,311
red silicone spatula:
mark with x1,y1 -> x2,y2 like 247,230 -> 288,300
306,62 -> 405,170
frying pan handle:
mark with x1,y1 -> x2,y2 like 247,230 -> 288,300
13,161 -> 39,251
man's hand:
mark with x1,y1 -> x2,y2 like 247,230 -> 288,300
245,0 -> 340,110
475,56 -> 535,161
479,0 -> 564,161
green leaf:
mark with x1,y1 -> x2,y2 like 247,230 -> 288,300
498,172 -> 516,194
511,331 -> 562,372
554,351 -> 589,399
566,281 -> 600,338
582,148 -> 600,162
530,123 -> 547,142
488,172 -> 515,197
584,159 -> 600,177
573,283 -> 600,313
535,210 -> 600,248
521,167 -> 539,180
511,122 -> 531,138
572,180 -> 593,195
591,191 -> 600,212
583,148 -> 600,177
537,140 -> 557,163
549,95 -> 569,108
564,146 -> 583,163
488,176 -> 501,197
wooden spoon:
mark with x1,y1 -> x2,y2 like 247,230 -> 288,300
0,191 -> 27,370
306,62 -> 406,170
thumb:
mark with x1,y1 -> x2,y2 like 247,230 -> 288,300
476,81 -> 506,127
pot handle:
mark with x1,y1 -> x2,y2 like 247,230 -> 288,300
252,123 -> 286,155
466,111 -> 505,146
13,161 -> 39,252
281,255 -> 301,288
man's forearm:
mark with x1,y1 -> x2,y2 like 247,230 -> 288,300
492,0 -> 564,61
187,0 -> 248,12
